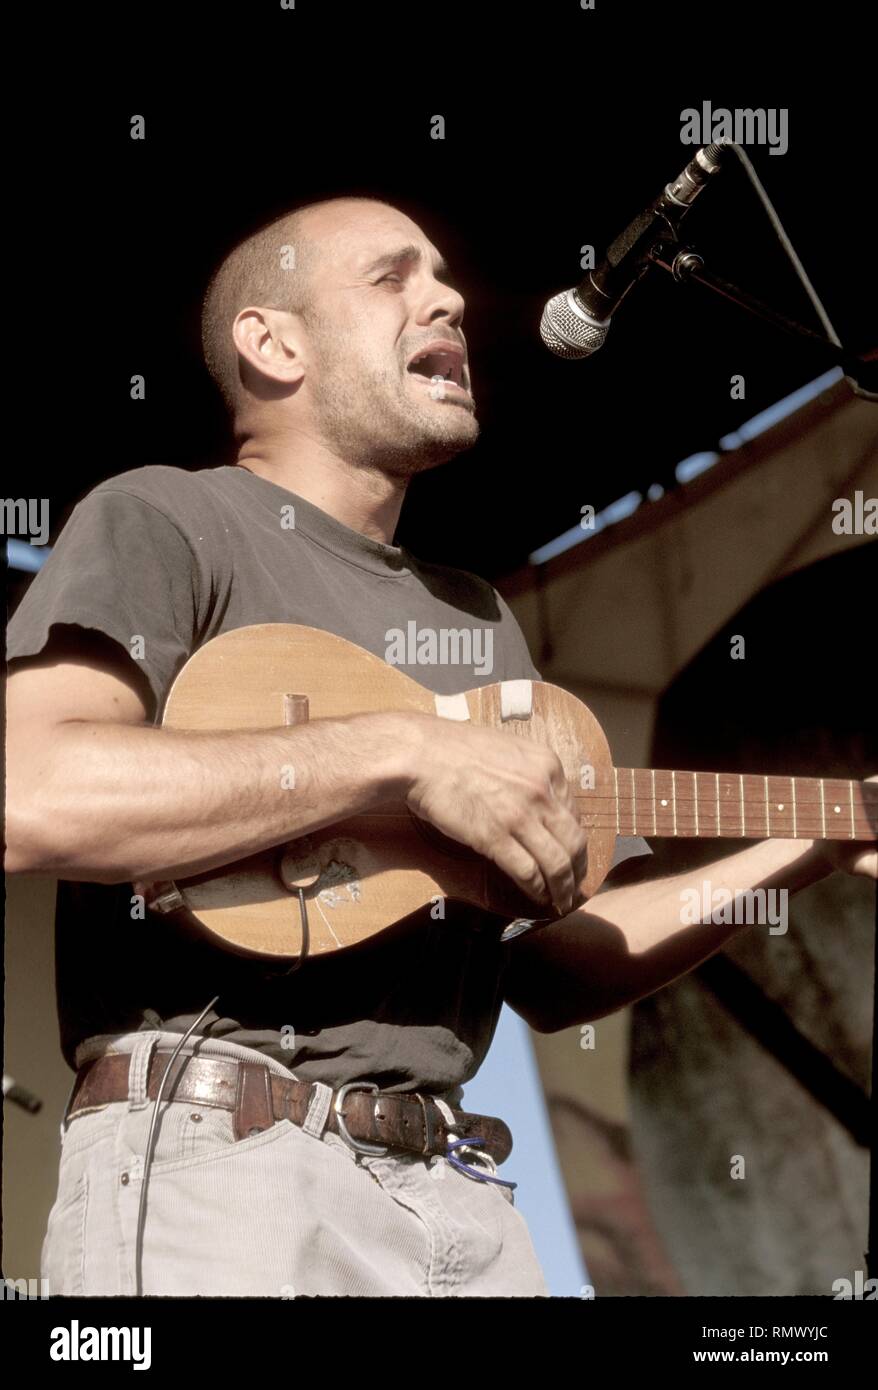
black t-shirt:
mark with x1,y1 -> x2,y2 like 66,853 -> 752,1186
7,464 -> 650,1099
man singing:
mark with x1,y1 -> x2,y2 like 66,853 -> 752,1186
6,197 -> 874,1296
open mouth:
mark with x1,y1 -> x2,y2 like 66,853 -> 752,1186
406,343 -> 467,390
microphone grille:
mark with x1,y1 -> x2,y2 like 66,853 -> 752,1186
540,290 -> 610,359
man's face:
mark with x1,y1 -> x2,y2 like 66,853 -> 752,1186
297,203 -> 479,477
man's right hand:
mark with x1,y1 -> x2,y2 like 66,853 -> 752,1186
398,712 -> 588,916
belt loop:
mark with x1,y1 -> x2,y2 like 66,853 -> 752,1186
233,1062 -> 275,1140
302,1081 -> 333,1138
431,1096 -> 457,1135
60,1073 -> 81,1135
431,1095 -> 460,1163
127,1031 -> 160,1111
432,1095 -> 503,1183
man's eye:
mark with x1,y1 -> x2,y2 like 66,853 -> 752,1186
377,273 -> 403,285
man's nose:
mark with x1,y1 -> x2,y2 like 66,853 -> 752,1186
416,279 -> 466,328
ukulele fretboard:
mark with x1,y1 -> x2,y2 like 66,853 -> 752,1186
577,770 -> 877,841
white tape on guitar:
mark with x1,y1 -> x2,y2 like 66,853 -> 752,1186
434,681 -> 541,941
433,681 -> 533,722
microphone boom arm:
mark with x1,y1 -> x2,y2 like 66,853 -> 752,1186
647,241 -> 876,395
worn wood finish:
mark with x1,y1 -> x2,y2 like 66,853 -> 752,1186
159,623 -> 615,957
158,623 -> 876,961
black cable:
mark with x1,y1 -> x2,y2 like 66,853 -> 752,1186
727,143 -> 878,402
133,994 -> 220,1297
133,891 -> 309,1291
280,887 -> 310,974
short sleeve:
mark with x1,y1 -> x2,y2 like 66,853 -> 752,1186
492,587 -> 543,682
6,486 -> 205,719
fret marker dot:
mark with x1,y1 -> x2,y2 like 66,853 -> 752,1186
834,805 -> 841,814
777,804 -> 784,811
660,799 -> 668,807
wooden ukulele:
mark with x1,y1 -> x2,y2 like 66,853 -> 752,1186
147,623 -> 877,959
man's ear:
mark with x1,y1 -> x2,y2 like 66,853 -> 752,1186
232,306 -> 306,390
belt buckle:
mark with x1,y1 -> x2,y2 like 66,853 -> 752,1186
333,1082 -> 390,1156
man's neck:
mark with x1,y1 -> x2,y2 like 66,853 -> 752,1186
235,438 -> 407,546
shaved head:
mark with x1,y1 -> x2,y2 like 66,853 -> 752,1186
202,195 -> 478,477
201,197 -> 392,413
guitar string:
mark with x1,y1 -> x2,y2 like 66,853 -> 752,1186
569,817 -> 872,828
571,791 -> 875,808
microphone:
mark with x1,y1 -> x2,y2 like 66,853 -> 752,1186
540,143 -> 730,359
3,1074 -> 43,1113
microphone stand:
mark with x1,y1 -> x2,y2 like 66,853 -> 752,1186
647,241 -> 876,399
2,1075 -> 43,1113
866,934 -> 872,1278
651,234 -> 877,1284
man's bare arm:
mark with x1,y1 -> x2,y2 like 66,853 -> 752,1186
503,836 -> 873,1033
5,653 -> 424,884
5,640 -> 589,905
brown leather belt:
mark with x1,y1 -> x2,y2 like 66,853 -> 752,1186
65,1051 -> 513,1164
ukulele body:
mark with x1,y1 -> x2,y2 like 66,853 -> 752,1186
157,623 -> 617,959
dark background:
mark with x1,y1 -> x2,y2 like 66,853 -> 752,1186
16,18 -> 877,585
2,2 -> 877,1330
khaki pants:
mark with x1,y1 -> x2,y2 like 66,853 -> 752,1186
41,1030 -> 549,1297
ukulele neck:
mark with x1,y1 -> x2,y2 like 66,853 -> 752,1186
600,769 -> 877,841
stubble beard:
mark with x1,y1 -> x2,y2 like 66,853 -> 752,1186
306,324 -> 479,479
